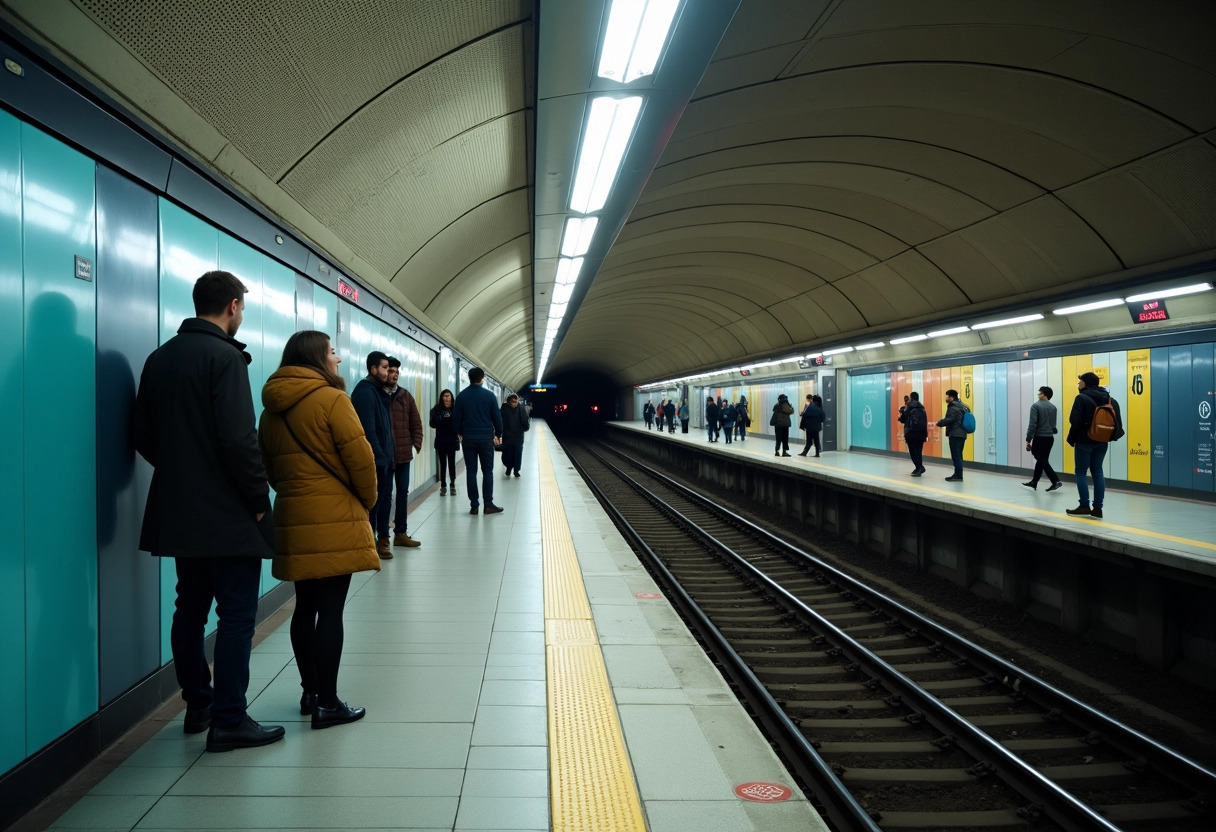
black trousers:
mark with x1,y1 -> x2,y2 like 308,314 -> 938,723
370,464 -> 393,539
291,573 -> 353,704
802,430 -> 820,454
775,426 -> 790,452
438,449 -> 457,484
1029,436 -> 1059,485
172,556 -> 261,728
907,439 -> 924,471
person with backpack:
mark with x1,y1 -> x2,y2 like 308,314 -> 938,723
771,394 -> 795,456
935,388 -> 973,482
899,391 -> 929,476
1065,372 -> 1124,519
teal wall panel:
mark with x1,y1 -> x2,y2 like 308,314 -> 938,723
260,258 -> 296,593
0,110 -> 26,773
157,199 -> 218,663
20,124 -> 99,752
848,373 -> 889,449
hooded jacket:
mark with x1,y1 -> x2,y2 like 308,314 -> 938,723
800,401 -> 825,432
1067,385 -> 1124,446
771,397 -> 795,427
936,399 -> 971,439
500,402 -> 530,446
258,366 -> 380,582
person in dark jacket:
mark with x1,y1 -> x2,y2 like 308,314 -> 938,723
385,357 -> 423,549
1065,373 -> 1124,519
798,394 -> 825,457
1023,386 -> 1062,492
935,389 -> 971,482
643,400 -> 655,429
771,394 -> 795,456
351,351 -> 394,558
734,396 -> 749,441
656,398 -> 667,431
430,389 -> 460,495
453,367 -> 504,514
663,399 -> 676,434
678,400 -> 689,433
720,399 -> 736,444
132,270 -> 284,753
705,397 -> 719,442
500,393 -> 530,476
899,392 -> 929,476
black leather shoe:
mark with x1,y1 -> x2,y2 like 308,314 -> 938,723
312,701 -> 366,730
945,476 -> 963,482
206,715 -> 285,752
469,507 -> 479,515
300,693 -> 318,715
1045,482 -> 1063,492
184,706 -> 210,734
1066,505 -> 1092,516
1021,481 -> 1037,490
484,504 -> 504,515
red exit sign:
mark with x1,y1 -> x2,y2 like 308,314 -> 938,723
338,280 -> 359,302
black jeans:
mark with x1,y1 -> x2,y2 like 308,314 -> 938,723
291,573 -> 352,705
463,437 -> 496,508
775,426 -> 790,453
722,422 -> 735,443
370,465 -> 393,539
438,449 -> 457,484
393,463 -> 411,533
171,556 -> 262,728
502,443 -> 523,472
680,419 -> 688,433
907,439 -> 924,471
948,436 -> 966,478
802,430 -> 820,455
1029,436 -> 1059,486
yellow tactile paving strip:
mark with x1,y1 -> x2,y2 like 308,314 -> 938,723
539,431 -> 647,832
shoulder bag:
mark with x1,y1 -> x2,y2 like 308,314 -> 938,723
281,395 -> 365,501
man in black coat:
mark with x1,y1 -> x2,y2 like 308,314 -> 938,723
133,270 -> 283,753
351,351 -> 394,558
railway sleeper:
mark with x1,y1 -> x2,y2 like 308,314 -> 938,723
840,761 -> 1139,789
874,809 -> 1029,828
802,714 -> 1050,731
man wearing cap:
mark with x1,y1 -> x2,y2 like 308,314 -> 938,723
1065,372 -> 1123,519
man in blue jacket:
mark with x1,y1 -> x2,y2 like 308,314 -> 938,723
351,351 -> 394,557
453,367 -> 504,515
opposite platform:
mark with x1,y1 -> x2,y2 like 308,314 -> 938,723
36,421 -> 826,832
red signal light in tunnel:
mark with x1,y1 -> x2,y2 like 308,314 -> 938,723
591,405 -> 599,412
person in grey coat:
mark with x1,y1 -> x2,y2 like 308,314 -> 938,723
935,389 -> 971,482
1022,386 -> 1062,492
771,394 -> 795,456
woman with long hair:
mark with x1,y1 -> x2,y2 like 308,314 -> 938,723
430,388 -> 459,494
258,330 -> 379,729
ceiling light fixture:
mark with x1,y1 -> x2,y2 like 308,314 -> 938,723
597,0 -> 681,83
853,341 -> 885,350
569,96 -> 642,214
560,217 -> 600,258
927,326 -> 970,338
822,346 -> 853,356
1051,298 -> 1125,315
890,334 -> 928,344
555,256 -> 584,285
1125,282 -> 1213,302
552,283 -> 575,305
970,313 -> 1044,330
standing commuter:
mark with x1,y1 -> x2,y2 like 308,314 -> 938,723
900,392 -> 928,476
771,394 -> 795,456
431,389 -> 459,495
385,357 -> 423,548
798,394 -> 825,457
678,400 -> 689,433
453,367 -> 504,515
936,389 -> 971,482
705,396 -> 720,442
734,396 -> 749,441
656,398 -> 667,432
500,393 -> 530,477
258,331 -> 377,729
1023,386 -> 1062,492
720,399 -> 736,444
716,397 -> 726,441
1066,373 -> 1124,519
351,351 -> 394,559
132,270 -> 284,752
643,400 -> 655,429
663,399 -> 676,434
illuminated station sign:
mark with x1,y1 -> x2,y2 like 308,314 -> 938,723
530,384 -> 557,392
1128,299 -> 1169,324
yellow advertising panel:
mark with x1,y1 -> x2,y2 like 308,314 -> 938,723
1081,365 -> 1109,385
960,366 -> 975,461
1126,349 -> 1151,482
1060,354 -> 1086,473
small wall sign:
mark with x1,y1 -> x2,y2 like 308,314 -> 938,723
337,280 -> 359,302
74,255 -> 92,282
1128,299 -> 1169,324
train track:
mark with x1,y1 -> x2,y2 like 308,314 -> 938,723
563,438 -> 1214,832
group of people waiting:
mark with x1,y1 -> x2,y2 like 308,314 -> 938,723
133,270 -> 528,755
704,395 -> 750,444
643,392 -> 828,459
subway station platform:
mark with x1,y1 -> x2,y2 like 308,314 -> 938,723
33,423 -> 826,832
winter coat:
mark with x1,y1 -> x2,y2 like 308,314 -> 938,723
706,401 -> 720,422
800,402 -> 825,432
1067,386 -> 1124,446
643,403 -> 655,420
430,403 -> 460,451
771,399 -> 794,427
678,403 -> 689,420
720,404 -> 737,423
663,401 -> 676,420
735,401 -> 748,424
133,318 -> 274,559
258,366 -> 380,581
500,403 -> 530,446
899,400 -> 928,442
1026,399 -> 1058,441
936,399 -> 971,439
388,386 -> 423,464
351,378 -> 393,469
453,383 -> 503,440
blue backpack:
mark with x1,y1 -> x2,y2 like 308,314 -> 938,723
961,410 -> 976,434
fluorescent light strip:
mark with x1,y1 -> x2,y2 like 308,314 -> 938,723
970,313 -> 1044,330
1125,282 -> 1213,303
555,256 -> 583,286
569,96 -> 642,214
822,346 -> 853,356
890,334 -> 928,344
927,326 -> 970,338
853,341 -> 885,350
552,283 -> 574,304
1052,298 -> 1125,315
598,0 -> 680,83
560,217 -> 599,258
626,0 -> 680,81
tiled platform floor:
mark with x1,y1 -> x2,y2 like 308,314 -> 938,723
39,422 -> 825,832
612,421 -> 1216,575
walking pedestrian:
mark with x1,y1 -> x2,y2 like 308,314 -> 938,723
935,389 -> 972,482
132,270 -> 284,752
430,389 -> 459,495
500,393 -> 529,477
899,392 -> 928,476
453,367 -> 504,515
1022,386 -> 1062,492
258,330 -> 377,730
798,394 -> 824,457
771,394 -> 794,456
350,351 -> 394,558
385,357 -> 422,548
734,395 -> 749,441
1065,373 -> 1124,519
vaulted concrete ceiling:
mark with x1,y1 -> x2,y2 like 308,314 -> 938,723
552,0 -> 1216,385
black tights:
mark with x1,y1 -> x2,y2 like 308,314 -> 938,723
439,449 -> 457,484
291,573 -> 352,706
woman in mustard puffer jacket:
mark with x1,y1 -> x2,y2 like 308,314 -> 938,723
258,330 -> 379,730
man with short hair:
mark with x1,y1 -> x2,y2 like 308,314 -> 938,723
935,388 -> 971,482
133,270 -> 284,753
384,357 -> 422,548
1023,386 -> 1062,492
351,351 -> 394,557
453,367 -> 504,515
899,391 -> 928,476
500,393 -> 529,477
1066,372 -> 1123,519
